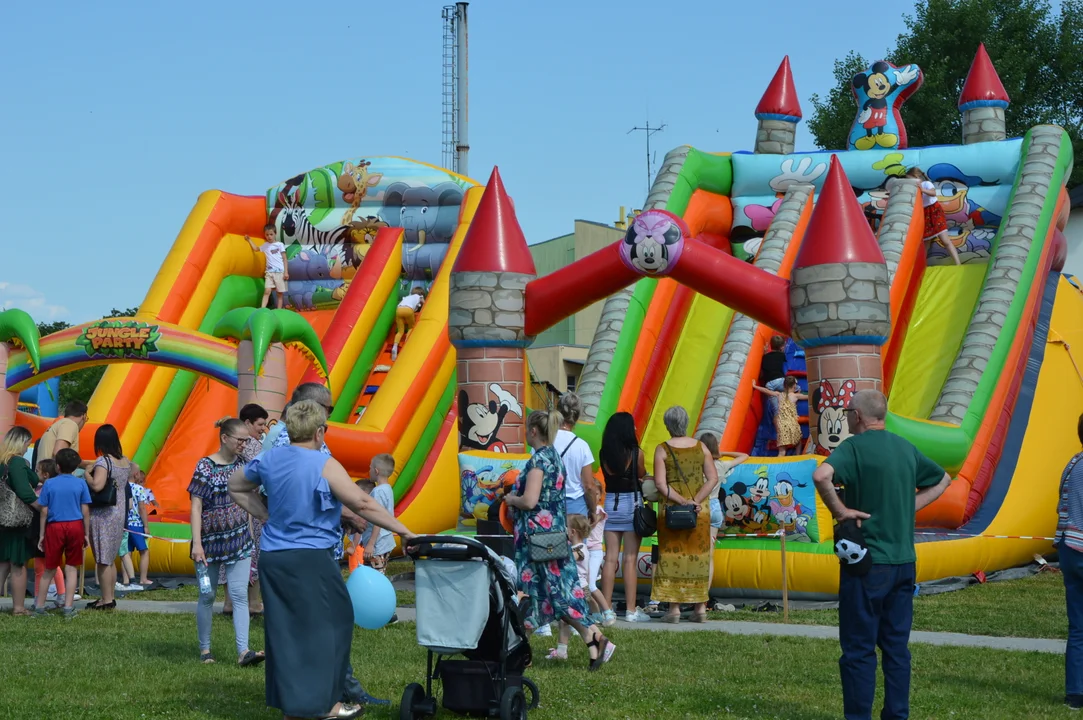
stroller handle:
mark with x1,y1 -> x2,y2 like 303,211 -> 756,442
406,534 -> 493,562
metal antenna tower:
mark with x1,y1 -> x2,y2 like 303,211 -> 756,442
627,119 -> 666,195
441,3 -> 469,175
441,6 -> 458,172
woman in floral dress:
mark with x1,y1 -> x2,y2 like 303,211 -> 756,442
504,409 -> 614,670
189,418 -> 263,666
221,403 -> 268,617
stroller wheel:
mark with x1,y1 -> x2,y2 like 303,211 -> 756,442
400,682 -> 430,720
499,686 -> 526,720
521,678 -> 540,710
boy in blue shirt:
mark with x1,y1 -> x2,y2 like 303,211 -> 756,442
33,448 -> 91,616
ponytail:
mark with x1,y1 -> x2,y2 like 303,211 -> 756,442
527,409 -> 563,447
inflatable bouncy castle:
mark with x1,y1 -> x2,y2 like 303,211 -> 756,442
2,46 -> 1080,599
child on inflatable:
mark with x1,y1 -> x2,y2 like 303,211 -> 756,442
906,167 -> 961,266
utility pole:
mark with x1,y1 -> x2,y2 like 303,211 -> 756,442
627,120 -> 666,196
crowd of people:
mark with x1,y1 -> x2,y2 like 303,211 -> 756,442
7,373 -> 1083,718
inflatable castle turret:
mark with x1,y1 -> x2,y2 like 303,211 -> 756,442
448,167 -> 536,454
959,43 -> 1010,145
754,56 -> 802,155
789,156 -> 891,455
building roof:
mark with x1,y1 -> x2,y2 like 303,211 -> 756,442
452,166 -> 537,275
755,56 -> 802,122
958,43 -> 1010,110
794,155 -> 885,269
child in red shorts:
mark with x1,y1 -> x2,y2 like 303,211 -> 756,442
32,448 -> 91,617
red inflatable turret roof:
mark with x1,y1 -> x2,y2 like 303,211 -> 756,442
452,167 -> 537,275
794,156 -> 885,269
755,56 -> 802,122
958,43 -> 1010,110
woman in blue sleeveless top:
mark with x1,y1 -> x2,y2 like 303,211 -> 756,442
229,400 -> 415,720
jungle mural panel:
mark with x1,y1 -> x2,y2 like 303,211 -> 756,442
263,158 -> 475,311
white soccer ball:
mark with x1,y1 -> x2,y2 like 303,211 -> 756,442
835,538 -> 866,564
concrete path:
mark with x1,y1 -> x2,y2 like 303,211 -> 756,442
1,598 -> 1065,655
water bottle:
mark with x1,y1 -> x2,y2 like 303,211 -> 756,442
196,562 -> 213,597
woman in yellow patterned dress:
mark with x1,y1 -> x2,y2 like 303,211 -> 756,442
651,406 -> 721,623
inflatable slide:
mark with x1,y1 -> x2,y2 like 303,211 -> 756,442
1,156 -> 484,574
566,56 -> 1082,597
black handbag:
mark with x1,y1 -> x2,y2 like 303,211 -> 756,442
517,453 -> 571,564
662,444 -> 699,531
632,489 -> 657,538
88,457 -> 118,508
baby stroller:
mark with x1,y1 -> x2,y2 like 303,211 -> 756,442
401,535 -> 540,720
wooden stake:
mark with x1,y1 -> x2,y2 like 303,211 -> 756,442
780,530 -> 790,623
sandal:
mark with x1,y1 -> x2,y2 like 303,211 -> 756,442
200,652 -> 216,664
691,612 -> 708,623
238,650 -> 266,667
660,613 -> 680,624
586,632 -> 613,671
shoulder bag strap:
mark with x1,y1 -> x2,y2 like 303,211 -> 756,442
560,437 -> 576,459
663,444 -> 691,504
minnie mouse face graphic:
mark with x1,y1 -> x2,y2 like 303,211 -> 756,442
619,209 -> 687,276
812,379 -> 857,456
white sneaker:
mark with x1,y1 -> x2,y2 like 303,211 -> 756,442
125,584 -> 144,592
624,607 -> 653,623
533,623 -> 553,637
115,582 -> 128,591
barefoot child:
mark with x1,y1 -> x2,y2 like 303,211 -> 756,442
32,449 -> 90,617
752,377 -> 807,456
245,224 -> 289,309
392,287 -> 426,361
907,167 -> 961,266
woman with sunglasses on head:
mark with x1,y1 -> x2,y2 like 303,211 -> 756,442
189,417 -> 264,667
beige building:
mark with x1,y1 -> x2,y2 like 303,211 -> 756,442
526,216 -> 631,394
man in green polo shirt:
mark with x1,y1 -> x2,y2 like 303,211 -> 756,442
813,389 -> 951,720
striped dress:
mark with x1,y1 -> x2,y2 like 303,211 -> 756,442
1056,453 -> 1083,552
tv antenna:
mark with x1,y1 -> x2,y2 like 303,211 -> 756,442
627,119 -> 666,195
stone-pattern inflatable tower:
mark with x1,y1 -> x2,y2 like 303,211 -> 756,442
754,56 -> 802,155
959,43 -> 1010,145
449,168 -> 536,454
789,156 -> 891,455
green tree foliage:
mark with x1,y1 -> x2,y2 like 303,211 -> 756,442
808,0 -> 1083,186
35,307 -> 140,408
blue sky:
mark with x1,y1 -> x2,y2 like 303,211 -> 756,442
1,0 -> 912,322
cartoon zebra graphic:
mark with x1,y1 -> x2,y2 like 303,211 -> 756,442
277,188 -> 351,246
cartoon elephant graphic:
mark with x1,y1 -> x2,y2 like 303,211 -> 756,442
379,181 -> 464,246
286,248 -> 342,310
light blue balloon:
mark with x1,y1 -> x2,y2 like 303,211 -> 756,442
346,565 -> 397,629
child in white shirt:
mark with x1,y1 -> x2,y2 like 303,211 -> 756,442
246,224 -> 289,309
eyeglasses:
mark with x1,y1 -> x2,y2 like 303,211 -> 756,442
226,436 -> 248,442
323,405 -> 334,414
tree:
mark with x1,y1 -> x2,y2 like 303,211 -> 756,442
808,0 -> 1083,186
34,306 -> 141,408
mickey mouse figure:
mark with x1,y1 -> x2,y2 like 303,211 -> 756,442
850,61 -> 921,151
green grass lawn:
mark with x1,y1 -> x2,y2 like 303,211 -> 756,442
0,610 -> 1069,719
129,561 -> 417,605
711,571 -> 1068,639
